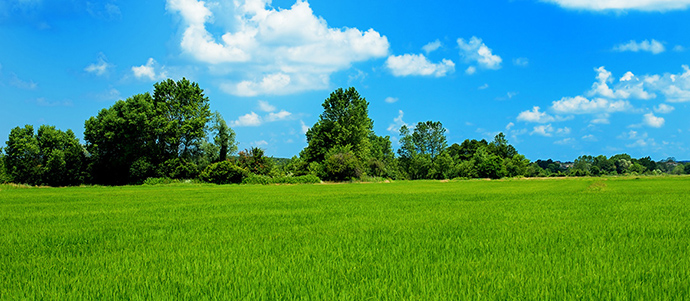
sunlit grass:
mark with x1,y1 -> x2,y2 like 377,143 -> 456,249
1,177 -> 689,299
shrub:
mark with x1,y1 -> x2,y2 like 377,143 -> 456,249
322,145 -> 363,181
199,161 -> 248,184
241,174 -> 271,185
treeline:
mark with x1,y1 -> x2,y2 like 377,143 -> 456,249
1,82 -> 688,186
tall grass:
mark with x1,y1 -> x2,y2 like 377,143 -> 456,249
1,177 -> 688,299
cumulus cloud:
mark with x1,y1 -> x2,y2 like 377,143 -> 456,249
300,120 -> 310,134
385,54 -> 455,77
551,96 -> 632,114
132,58 -> 167,81
513,58 -> 529,67
387,110 -> 408,134
543,0 -> 690,11
166,0 -> 389,96
257,100 -> 276,112
588,67 -> 655,100
457,36 -> 502,70
384,97 -> 398,104
232,112 -> 263,127
465,66 -> 476,75
654,103 -> 675,114
10,74 -> 37,90
517,106 -> 555,123
643,112 -> 665,128
644,65 -> 690,102
265,110 -> 292,122
613,39 -> 665,54
232,106 -> 293,127
531,124 -> 570,137
422,40 -> 442,54
85,53 -> 112,76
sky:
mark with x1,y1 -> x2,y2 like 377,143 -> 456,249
1,0 -> 690,161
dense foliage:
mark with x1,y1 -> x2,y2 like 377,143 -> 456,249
2,84 -> 689,186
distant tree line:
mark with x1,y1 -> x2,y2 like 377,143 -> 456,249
1,83 -> 689,186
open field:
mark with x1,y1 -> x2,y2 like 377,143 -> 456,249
1,177 -> 689,299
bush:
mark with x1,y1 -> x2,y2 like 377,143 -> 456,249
158,158 -> 199,179
241,174 -> 321,185
241,174 -> 271,185
323,146 -> 363,181
143,177 -> 181,185
199,161 -> 248,184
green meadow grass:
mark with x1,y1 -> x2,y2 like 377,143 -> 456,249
1,177 -> 689,299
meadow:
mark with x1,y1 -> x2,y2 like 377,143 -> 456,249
1,177 -> 689,299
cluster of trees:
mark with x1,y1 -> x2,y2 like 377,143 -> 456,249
1,83 -> 689,186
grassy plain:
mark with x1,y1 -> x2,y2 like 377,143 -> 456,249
1,177 -> 689,299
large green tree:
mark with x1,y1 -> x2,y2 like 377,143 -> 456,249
152,78 -> 212,161
397,121 -> 448,179
84,78 -> 214,184
84,93 -> 157,184
4,125 -> 85,186
302,87 -> 373,164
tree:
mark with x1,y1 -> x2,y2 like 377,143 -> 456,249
488,133 -> 517,159
36,125 -> 86,186
152,78 -> 212,162
397,121 -> 448,179
0,151 -> 7,183
473,146 -> 505,179
4,125 -> 85,186
367,133 -> 395,178
84,93 -> 157,184
448,139 -> 489,162
84,79 -> 214,184
4,125 -> 41,184
322,145 -> 363,181
301,87 -> 373,164
237,147 -> 274,176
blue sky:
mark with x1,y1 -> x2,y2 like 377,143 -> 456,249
2,0 -> 690,161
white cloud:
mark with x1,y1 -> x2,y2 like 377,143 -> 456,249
10,74 -> 37,90
613,39 -> 665,54
544,0 -> 690,11
531,124 -> 570,137
644,65 -> 690,102
422,39 -> 442,54
588,67 -> 655,100
582,134 -> 597,141
465,66 -> 476,75
506,122 -> 515,130
384,97 -> 398,104
654,103 -> 675,114
166,0 -> 389,96
385,54 -> 455,77
132,58 -> 166,81
257,100 -> 276,112
517,106 -> 555,123
387,110 -> 408,134
457,36 -> 502,70
265,110 -> 292,122
620,71 -> 635,82
673,45 -> 686,52
478,83 -> 489,90
643,112 -> 665,128
85,53 -> 112,76
300,120 -> 310,134
551,96 -> 632,114
232,112 -> 262,127
554,138 -> 574,145
252,140 -> 269,147
513,57 -> 529,67
531,124 -> 554,137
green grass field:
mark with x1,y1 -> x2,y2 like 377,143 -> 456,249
1,177 -> 689,299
